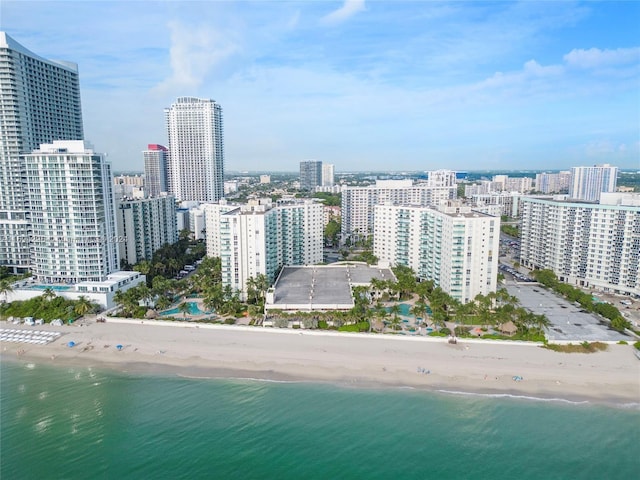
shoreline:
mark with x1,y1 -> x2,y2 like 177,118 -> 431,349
1,320 -> 639,407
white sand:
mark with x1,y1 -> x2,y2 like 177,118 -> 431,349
2,319 -> 639,405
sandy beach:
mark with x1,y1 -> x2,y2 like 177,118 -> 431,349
2,319 -> 639,405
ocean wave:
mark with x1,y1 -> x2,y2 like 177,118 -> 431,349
436,389 -> 591,405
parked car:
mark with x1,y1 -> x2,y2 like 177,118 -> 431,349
24,316 -> 35,326
51,319 -> 63,326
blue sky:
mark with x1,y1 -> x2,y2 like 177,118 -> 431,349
3,0 -> 639,172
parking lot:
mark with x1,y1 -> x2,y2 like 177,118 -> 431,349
505,282 -> 631,342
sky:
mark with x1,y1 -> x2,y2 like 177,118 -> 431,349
2,0 -> 639,172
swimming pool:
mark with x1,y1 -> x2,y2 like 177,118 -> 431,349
386,303 -> 433,316
28,284 -> 72,292
160,302 -> 211,316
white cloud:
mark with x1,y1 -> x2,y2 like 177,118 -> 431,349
154,21 -> 239,93
564,47 -> 640,69
320,0 -> 366,26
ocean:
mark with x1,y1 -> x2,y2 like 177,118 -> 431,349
1,360 -> 638,479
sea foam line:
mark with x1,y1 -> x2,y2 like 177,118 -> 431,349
436,389 -> 591,405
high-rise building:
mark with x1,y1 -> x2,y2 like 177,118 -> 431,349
143,144 -> 168,197
427,170 -> 457,187
341,180 -> 457,240
165,97 -> 224,202
535,171 -> 571,194
300,160 -> 322,191
519,195 -> 639,297
374,201 -> 500,303
0,32 -> 84,272
322,163 -> 334,187
23,141 -> 118,283
206,198 -> 323,299
116,196 -> 177,266
569,164 -> 618,202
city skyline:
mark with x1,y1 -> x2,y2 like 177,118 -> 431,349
3,1 -> 639,172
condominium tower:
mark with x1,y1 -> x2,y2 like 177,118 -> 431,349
568,164 -> 618,202
143,144 -> 168,197
165,97 -> 224,202
519,195 -> 639,297
341,179 -> 457,240
116,196 -> 178,266
0,32 -> 84,272
205,199 -> 323,299
23,141 -> 118,283
374,201 -> 500,303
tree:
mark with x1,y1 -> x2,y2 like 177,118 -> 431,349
42,287 -> 56,302
178,301 -> 191,319
74,295 -> 95,316
0,278 -> 14,303
324,219 -> 341,246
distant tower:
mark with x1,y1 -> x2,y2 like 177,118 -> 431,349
0,32 -> 84,273
300,160 -> 322,191
143,144 -> 168,197
165,97 -> 224,202
322,163 -> 335,187
569,164 -> 618,202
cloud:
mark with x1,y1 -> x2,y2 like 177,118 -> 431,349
154,21 -> 239,93
320,0 -> 366,26
564,47 -> 640,69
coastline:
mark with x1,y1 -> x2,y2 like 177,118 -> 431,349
2,320 -> 638,406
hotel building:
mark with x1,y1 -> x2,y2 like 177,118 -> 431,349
0,32 -> 84,272
374,202 -> 500,303
165,97 -> 224,202
519,194 -> 639,297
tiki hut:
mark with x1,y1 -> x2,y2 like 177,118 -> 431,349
499,320 -> 518,336
145,309 -> 159,319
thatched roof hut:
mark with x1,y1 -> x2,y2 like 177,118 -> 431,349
499,320 -> 517,336
145,309 -> 158,319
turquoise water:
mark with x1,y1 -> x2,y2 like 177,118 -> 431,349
1,360 -> 637,479
160,301 -> 208,316
386,303 -> 432,316
28,284 -> 72,291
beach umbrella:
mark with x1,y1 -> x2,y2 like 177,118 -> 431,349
116,344 -> 123,351
67,341 -> 76,348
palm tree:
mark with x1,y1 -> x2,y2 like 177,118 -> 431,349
0,278 -> 14,303
42,287 -> 56,302
155,296 -> 171,311
74,295 -> 94,316
178,301 -> 191,319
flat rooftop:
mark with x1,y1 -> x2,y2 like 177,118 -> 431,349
268,264 -> 395,311
505,283 -> 629,342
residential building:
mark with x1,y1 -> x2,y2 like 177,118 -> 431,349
469,192 -> 523,217
22,141 -> 118,283
374,201 -> 500,303
206,199 -> 323,299
260,175 -> 271,184
116,196 -> 177,266
519,194 -> 639,297
427,170 -> 457,187
535,171 -> 571,194
322,163 -> 335,187
143,144 -> 168,197
0,32 -> 84,272
165,97 -> 224,202
341,180 -> 457,240
569,164 -> 618,202
300,160 -> 322,191
113,175 -> 144,199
